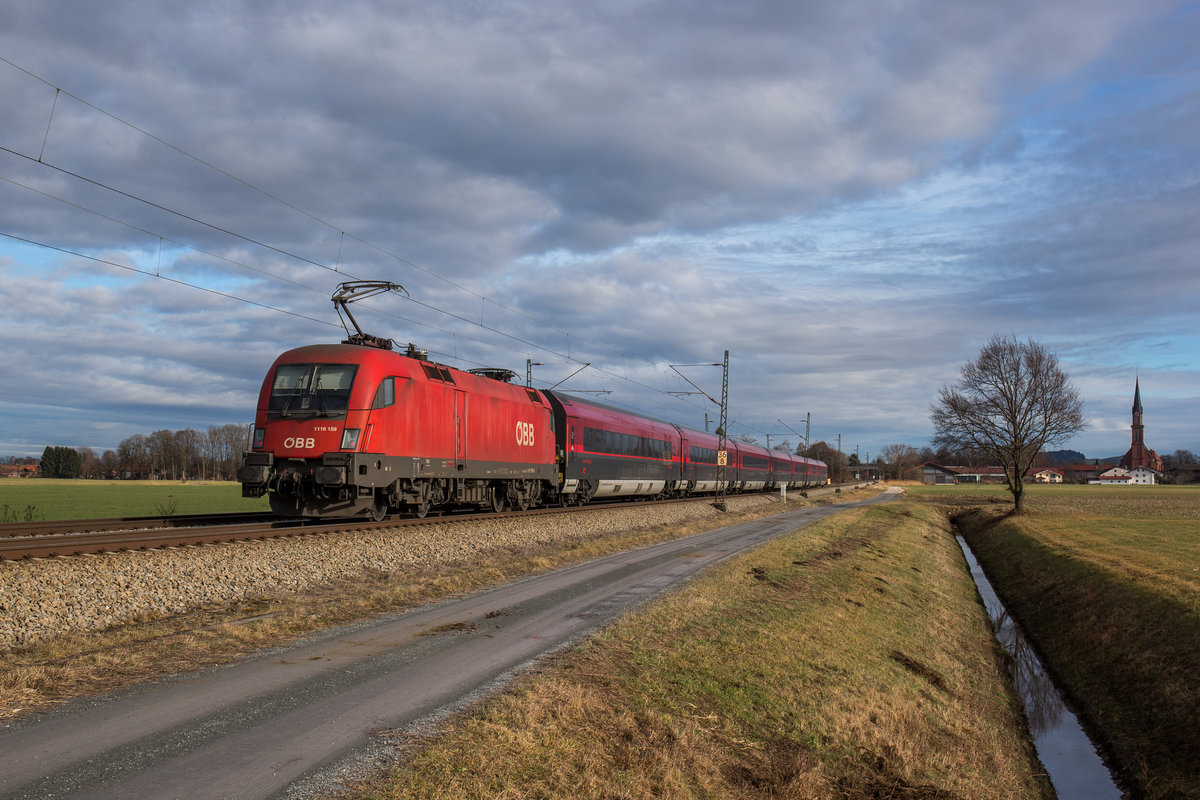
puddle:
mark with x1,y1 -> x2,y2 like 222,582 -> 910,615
956,536 -> 1122,800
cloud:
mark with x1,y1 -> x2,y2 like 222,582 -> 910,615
1,0 -> 1197,459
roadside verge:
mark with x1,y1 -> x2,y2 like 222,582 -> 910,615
369,502 -> 1051,799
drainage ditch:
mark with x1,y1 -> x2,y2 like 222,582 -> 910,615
956,535 -> 1122,800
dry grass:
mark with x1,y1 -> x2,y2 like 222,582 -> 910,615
951,492 -> 1200,800
0,490 -> 876,720
364,503 -> 1050,800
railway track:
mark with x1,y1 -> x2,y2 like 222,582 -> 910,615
0,494 -> 759,561
0,514 -> 310,560
0,484 -> 857,562
0,511 -> 280,538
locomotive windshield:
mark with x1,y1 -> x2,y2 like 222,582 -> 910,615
269,363 -> 359,417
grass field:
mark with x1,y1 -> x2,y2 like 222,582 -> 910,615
907,483 -> 1200,800
364,502 -> 1051,800
0,479 -> 268,520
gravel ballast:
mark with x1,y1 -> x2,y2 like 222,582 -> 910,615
0,495 -> 788,649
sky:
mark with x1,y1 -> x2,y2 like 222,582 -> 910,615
1,0 -> 1198,463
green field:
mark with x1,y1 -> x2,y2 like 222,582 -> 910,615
907,483 -> 1200,800
0,479 -> 269,521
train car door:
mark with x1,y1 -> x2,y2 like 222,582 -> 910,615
454,389 -> 467,462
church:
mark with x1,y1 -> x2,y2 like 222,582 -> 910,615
1118,378 -> 1164,473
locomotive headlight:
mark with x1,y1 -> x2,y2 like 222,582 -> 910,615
252,427 -> 265,449
340,428 -> 361,450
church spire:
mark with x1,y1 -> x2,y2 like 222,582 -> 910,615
1120,374 -> 1162,473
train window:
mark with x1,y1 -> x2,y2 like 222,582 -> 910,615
372,377 -> 395,409
580,427 -> 672,460
269,363 -> 358,417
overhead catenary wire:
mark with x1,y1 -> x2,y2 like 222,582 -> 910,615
2,128 -> 630,383
0,230 -> 335,328
0,55 -> 721,422
0,54 -> 627,362
0,229 -> 506,371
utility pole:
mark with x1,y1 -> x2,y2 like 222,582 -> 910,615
670,352 -> 729,510
716,349 -> 729,510
526,359 -> 542,388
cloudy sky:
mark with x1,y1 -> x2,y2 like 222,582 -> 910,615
2,0 -> 1197,462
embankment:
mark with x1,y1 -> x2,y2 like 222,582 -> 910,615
958,507 -> 1200,800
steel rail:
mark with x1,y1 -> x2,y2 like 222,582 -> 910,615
0,512 -> 281,539
0,486 -> 854,561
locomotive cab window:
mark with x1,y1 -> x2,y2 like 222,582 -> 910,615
372,377 -> 396,409
269,363 -> 358,418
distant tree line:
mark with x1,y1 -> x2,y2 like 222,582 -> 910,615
1162,450 -> 1199,470
28,424 -> 250,481
731,435 -> 982,484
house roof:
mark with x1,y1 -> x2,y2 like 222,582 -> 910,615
950,466 -> 1008,476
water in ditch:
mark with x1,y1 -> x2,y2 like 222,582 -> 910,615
956,536 -> 1122,800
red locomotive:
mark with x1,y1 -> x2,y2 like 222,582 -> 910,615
239,282 -> 827,518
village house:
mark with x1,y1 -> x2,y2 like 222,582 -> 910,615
1033,468 -> 1064,483
0,464 -> 39,478
1089,466 -> 1160,486
914,463 -> 959,484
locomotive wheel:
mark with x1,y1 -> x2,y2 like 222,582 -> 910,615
413,498 -> 431,518
490,488 -> 507,513
369,501 -> 388,522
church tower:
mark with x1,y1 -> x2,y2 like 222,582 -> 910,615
1119,377 -> 1164,472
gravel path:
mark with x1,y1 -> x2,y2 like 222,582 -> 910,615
0,495 -> 786,649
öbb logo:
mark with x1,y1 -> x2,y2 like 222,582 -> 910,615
284,437 -> 317,449
515,421 -> 535,447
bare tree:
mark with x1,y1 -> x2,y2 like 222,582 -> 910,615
117,433 -> 150,478
879,443 -> 920,480
931,335 -> 1085,512
100,449 -> 119,478
801,441 -> 848,483
76,447 -> 100,479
